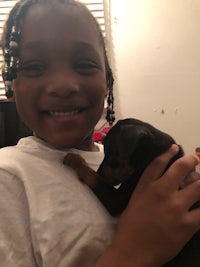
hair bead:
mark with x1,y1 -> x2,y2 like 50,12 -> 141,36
5,80 -> 13,98
4,49 -> 10,62
3,24 -> 20,98
9,26 -> 20,56
10,57 -> 18,78
106,107 -> 115,126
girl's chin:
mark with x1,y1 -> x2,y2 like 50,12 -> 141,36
39,133 -> 94,151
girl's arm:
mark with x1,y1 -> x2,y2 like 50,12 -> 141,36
94,144 -> 200,267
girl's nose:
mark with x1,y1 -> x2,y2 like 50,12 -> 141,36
45,70 -> 80,97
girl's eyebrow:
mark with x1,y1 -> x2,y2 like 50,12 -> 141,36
72,41 -> 102,56
72,41 -> 99,50
21,41 -> 46,50
20,40 -> 103,63
21,40 -> 99,52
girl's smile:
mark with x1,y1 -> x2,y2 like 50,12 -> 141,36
40,103 -> 90,124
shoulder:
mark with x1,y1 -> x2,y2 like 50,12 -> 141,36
0,136 -> 62,176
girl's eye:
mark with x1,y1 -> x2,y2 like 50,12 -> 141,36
18,62 -> 46,77
75,60 -> 99,75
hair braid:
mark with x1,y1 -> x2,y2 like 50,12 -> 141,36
2,0 -> 37,97
106,65 -> 115,126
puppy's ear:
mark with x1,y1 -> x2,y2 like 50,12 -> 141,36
118,125 -> 148,158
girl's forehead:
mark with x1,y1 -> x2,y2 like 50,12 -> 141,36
20,4 -> 102,47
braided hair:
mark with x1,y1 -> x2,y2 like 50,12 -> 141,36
1,0 -> 115,125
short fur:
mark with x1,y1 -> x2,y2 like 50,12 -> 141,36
64,118 -> 200,267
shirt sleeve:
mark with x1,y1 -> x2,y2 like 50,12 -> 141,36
0,169 -> 39,267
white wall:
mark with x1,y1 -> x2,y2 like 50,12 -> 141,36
110,0 -> 200,154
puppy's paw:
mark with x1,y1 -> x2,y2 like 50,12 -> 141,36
64,153 -> 99,187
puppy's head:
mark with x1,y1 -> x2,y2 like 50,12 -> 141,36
98,118 -> 184,186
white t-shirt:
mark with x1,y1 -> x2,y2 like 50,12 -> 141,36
0,136 -> 117,267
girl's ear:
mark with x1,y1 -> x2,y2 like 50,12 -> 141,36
1,65 -> 15,102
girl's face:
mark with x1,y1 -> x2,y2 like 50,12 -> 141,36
13,4 -> 107,150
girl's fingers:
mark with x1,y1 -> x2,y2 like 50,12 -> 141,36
181,171 -> 200,188
180,180 -> 200,211
136,144 -> 180,189
160,154 -> 199,191
187,207 -> 200,232
136,143 -> 199,195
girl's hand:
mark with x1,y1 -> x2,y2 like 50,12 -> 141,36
113,144 -> 200,267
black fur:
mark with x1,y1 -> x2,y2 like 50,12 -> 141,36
95,118 -> 184,215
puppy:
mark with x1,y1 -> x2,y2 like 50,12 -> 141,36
64,118 -> 200,267
64,118 -> 184,215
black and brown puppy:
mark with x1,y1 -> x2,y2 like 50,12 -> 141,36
64,118 -> 184,215
64,118 -> 200,267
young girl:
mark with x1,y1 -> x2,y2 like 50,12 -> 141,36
1,0 -> 200,266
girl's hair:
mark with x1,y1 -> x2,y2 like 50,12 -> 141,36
1,0 -> 115,125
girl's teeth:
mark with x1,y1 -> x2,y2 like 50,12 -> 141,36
50,110 -> 79,116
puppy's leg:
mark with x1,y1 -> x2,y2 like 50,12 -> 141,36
64,153 -> 121,216
63,153 -> 99,187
